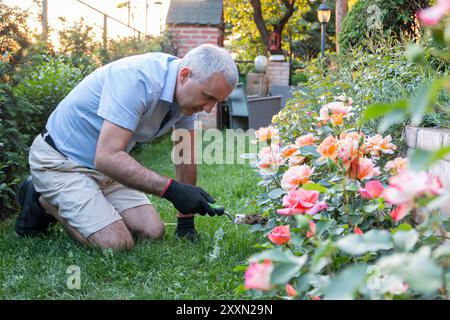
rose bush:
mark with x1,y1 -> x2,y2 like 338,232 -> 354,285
239,2 -> 450,300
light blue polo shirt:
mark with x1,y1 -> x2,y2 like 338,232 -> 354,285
46,52 -> 196,169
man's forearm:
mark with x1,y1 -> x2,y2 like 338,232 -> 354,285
95,151 -> 169,196
176,163 -> 197,185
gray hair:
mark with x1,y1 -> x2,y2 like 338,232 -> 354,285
179,44 -> 238,88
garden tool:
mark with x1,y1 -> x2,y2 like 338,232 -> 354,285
212,204 -> 236,224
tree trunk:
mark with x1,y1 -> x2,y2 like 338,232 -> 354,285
335,0 -> 348,53
250,0 -> 296,55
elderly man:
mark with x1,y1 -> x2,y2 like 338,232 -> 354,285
15,44 -> 238,250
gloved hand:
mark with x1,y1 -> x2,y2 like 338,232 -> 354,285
162,179 -> 225,216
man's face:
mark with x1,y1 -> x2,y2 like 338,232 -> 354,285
175,67 -> 233,116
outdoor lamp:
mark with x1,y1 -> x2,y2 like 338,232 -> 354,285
254,55 -> 269,96
317,2 -> 331,60
254,55 -> 268,73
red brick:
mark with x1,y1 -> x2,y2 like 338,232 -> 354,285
200,29 -> 219,35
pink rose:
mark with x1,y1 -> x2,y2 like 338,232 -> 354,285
359,180 -> 384,199
281,165 -> 314,190
354,226 -> 364,235
390,204 -> 412,222
268,225 -> 291,245
244,260 -> 274,291
306,220 -> 316,238
417,0 -> 450,26
285,283 -> 297,297
277,188 -> 327,216
383,171 -> 430,205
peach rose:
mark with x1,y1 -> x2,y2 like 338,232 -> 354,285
365,134 -> 397,158
318,101 -> 351,124
384,157 -> 409,174
317,136 -> 339,160
281,144 -> 300,158
295,134 -> 318,147
257,145 -> 285,173
288,155 -> 306,166
253,126 -> 279,144
349,157 -> 381,180
281,165 -> 313,190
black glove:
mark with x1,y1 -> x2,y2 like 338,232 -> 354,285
162,179 -> 225,216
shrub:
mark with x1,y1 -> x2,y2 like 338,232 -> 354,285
0,60 -> 39,219
13,57 -> 86,138
339,0 -> 430,53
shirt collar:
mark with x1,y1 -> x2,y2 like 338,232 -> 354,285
159,57 -> 180,103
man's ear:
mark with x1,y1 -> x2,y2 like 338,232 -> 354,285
179,67 -> 191,84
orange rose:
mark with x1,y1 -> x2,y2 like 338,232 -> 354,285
317,136 -> 339,160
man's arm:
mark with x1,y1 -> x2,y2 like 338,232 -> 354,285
175,129 -> 197,185
94,120 -> 169,196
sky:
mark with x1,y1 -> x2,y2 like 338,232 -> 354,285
4,0 -> 171,45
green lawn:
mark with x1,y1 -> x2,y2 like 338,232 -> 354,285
0,134 -> 262,299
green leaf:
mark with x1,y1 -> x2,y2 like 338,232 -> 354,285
360,100 -> 408,124
299,145 -> 320,158
268,188 -> 285,199
378,109 -> 406,133
250,249 -> 306,265
271,258 -> 307,285
294,214 -> 310,228
392,229 -> 418,252
391,223 -> 413,233
410,146 -> 450,171
409,78 -> 445,126
324,264 -> 368,300
337,230 -> 393,255
364,203 -> 379,213
302,183 -> 328,193
377,247 -> 442,294
311,240 -> 335,273
248,224 -> 266,233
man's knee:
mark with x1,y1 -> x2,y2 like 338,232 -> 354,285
87,220 -> 134,251
138,220 -> 165,240
121,205 -> 166,240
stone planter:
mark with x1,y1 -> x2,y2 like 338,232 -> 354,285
405,126 -> 450,213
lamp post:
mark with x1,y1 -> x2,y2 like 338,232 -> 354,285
317,2 -> 331,60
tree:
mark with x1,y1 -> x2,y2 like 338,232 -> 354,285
224,0 -> 316,60
335,0 -> 348,53
249,0 -> 296,54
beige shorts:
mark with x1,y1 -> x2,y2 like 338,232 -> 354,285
29,134 -> 151,238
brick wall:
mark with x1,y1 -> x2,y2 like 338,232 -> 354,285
405,126 -> 450,213
266,61 -> 290,90
168,25 -> 221,58
167,24 -> 221,129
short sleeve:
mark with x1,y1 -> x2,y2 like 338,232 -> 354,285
173,113 -> 198,131
97,66 -> 151,132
